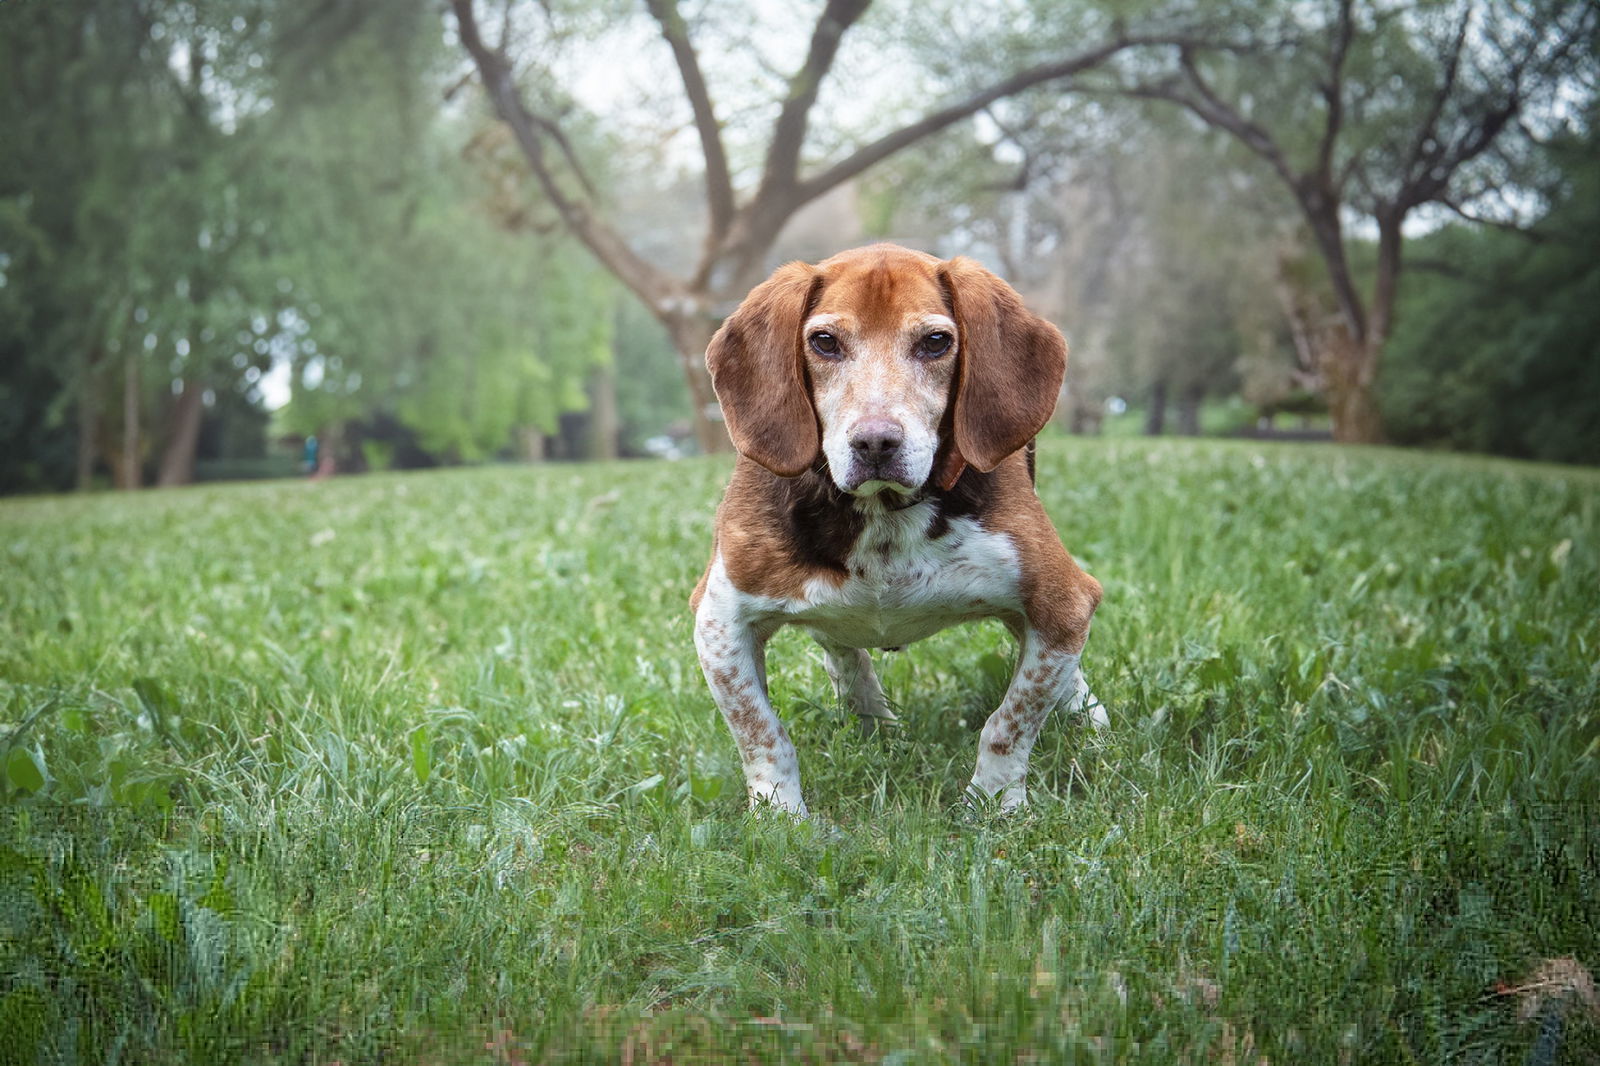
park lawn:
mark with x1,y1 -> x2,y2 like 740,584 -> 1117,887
2,438 -> 1597,1064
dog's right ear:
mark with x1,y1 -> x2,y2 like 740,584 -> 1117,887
705,262 -> 822,478
939,256 -> 1067,474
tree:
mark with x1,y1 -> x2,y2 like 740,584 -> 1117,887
1379,113 -> 1600,464
0,0 -> 171,491
0,0 -> 618,493
853,86 -> 1288,436
1091,0 -> 1597,442
2,0 -> 305,490
262,4 -> 616,467
447,0 -> 1203,453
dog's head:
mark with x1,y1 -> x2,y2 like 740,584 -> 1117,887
706,244 -> 1066,497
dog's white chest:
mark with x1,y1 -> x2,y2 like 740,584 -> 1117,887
789,505 -> 1023,648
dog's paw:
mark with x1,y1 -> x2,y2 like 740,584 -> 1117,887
961,781 -> 1027,820
746,789 -> 810,821
854,711 -> 901,739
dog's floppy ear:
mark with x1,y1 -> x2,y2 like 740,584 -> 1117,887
939,256 -> 1067,474
705,261 -> 822,477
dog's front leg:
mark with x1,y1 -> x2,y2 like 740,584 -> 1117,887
968,626 -> 1096,811
694,606 -> 807,816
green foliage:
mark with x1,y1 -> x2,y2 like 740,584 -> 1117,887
0,0 -> 308,490
0,0 -> 617,491
256,0 -> 619,462
614,297 -> 692,455
2,440 -> 1597,1061
1381,127 -> 1600,465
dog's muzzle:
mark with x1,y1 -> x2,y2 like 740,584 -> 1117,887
840,417 -> 918,494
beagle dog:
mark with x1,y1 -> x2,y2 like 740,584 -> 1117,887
690,244 -> 1104,816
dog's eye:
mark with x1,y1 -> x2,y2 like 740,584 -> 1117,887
919,331 -> 953,357
809,332 -> 841,357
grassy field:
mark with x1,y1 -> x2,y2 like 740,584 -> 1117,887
2,438 -> 1598,1063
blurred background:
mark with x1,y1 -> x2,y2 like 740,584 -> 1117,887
2,0 -> 1596,495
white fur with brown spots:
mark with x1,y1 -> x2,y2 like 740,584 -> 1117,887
692,244 -> 1105,816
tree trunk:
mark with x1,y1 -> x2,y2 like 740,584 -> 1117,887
313,422 -> 342,478
156,378 -> 206,487
585,364 -> 619,460
118,349 -> 141,490
517,425 -> 546,462
1176,382 -> 1204,436
1145,379 -> 1168,436
76,348 -> 99,491
665,311 -> 732,456
1276,244 -> 1387,444
1318,332 -> 1386,443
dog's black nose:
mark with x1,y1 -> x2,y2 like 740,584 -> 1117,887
849,418 -> 904,465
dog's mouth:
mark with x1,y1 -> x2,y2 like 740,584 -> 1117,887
849,477 -> 920,501
821,419 -> 938,498
834,459 -> 922,498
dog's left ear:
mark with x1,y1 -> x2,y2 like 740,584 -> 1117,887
705,262 -> 822,477
939,256 -> 1067,475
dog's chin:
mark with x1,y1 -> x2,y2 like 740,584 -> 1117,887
825,450 -> 932,498
845,478 -> 919,500
834,463 -> 925,499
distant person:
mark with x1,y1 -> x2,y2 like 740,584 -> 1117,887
302,435 -> 319,476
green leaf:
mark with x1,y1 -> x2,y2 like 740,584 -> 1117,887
689,775 -> 724,804
409,725 -> 431,786
132,676 -> 173,718
977,652 -> 1012,691
626,773 -> 663,795
6,748 -> 45,794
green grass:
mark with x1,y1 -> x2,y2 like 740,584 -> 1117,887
2,438 -> 1598,1063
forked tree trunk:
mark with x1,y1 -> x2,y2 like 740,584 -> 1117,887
1145,379 -> 1169,436
1276,248 -> 1388,445
76,348 -> 99,491
1317,332 -> 1386,444
451,0 -> 1169,462
118,350 -> 142,490
156,378 -> 206,487
665,311 -> 730,456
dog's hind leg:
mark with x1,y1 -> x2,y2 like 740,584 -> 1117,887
814,637 -> 898,736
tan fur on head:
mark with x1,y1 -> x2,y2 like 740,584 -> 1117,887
706,245 -> 1067,488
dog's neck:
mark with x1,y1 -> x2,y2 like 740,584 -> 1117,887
769,458 -> 1000,571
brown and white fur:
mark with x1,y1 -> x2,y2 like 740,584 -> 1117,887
690,244 -> 1104,816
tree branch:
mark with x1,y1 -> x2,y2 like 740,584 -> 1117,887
1111,40 -> 1374,341
1174,45 -> 1298,190
792,32 -> 1182,209
754,0 -> 872,205
1439,196 -> 1549,242
1313,0 -> 1354,188
644,0 -> 735,242
1398,4 -> 1473,204
1398,4 -> 1595,212
450,0 -> 676,307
